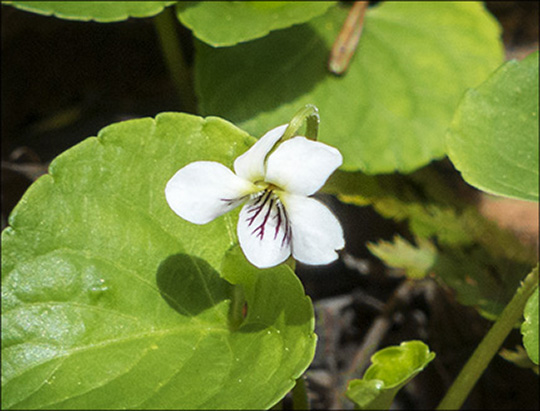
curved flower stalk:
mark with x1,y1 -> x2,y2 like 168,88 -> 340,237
165,123 -> 345,268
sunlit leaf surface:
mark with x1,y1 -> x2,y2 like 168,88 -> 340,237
176,1 -> 336,47
447,51 -> 539,202
346,341 -> 435,409
4,1 -> 176,22
196,2 -> 503,173
1,113 -> 316,409
368,236 -> 437,279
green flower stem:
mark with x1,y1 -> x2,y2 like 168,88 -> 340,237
153,7 -> 196,113
282,105 -> 320,142
436,264 -> 539,410
292,375 -> 309,410
264,105 -> 320,164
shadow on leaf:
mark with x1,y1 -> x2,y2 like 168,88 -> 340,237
197,23 -> 331,128
156,253 -> 232,317
222,245 -> 315,332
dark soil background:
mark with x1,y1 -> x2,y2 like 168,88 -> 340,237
2,2 -> 539,409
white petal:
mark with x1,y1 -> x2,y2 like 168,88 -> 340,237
165,161 -> 256,225
265,137 -> 342,196
237,191 -> 292,268
280,193 -> 344,265
233,124 -> 288,183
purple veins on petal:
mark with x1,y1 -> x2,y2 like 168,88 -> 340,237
274,203 -> 282,240
220,198 -> 236,207
274,201 -> 291,247
280,203 -> 292,247
243,189 -> 292,247
251,198 -> 275,240
220,194 -> 248,207
246,190 -> 272,227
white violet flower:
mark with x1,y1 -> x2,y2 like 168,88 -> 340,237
165,124 -> 345,269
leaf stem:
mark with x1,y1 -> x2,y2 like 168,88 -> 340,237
264,105 -> 320,164
153,7 -> 197,113
292,375 -> 310,410
436,264 -> 539,410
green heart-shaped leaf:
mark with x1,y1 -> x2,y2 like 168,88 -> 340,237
346,341 -> 435,410
521,286 -> 539,365
196,2 -> 503,173
176,1 -> 336,47
4,1 -> 176,22
447,51 -> 539,202
1,113 -> 316,409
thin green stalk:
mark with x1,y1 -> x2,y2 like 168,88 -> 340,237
292,375 -> 309,410
436,264 -> 539,410
153,7 -> 196,112
264,104 -> 320,164
282,105 -> 320,142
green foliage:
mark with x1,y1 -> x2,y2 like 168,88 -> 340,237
368,236 -> 533,319
324,169 -> 537,319
324,169 -> 536,262
4,1 -> 176,22
446,53 -> 539,202
521,286 -> 539,364
500,346 -> 539,373
2,1 -> 538,408
447,51 -> 539,202
368,236 -> 437,279
346,341 -> 435,410
196,2 -> 503,174
1,113 -> 316,409
176,1 -> 336,47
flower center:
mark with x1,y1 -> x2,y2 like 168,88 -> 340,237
245,188 -> 292,247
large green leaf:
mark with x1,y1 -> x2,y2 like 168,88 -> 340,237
447,51 -> 539,202
4,1 -> 176,22
196,2 -> 503,174
521,286 -> 539,365
176,1 -> 336,47
346,341 -> 435,410
1,113 -> 316,409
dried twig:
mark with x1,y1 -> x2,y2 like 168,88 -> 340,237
328,1 -> 369,75
333,280 -> 415,408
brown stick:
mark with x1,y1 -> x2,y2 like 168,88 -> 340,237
328,1 -> 369,75
333,280 -> 415,408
